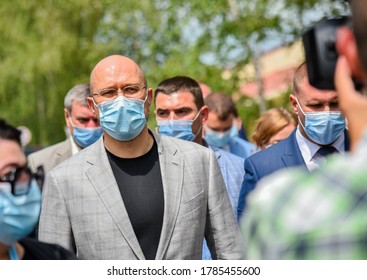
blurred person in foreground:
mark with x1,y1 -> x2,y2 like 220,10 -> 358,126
237,62 -> 350,220
252,107 -> 297,151
154,76 -> 244,259
0,119 -> 76,260
38,55 -> 241,260
204,92 -> 255,158
241,0 -> 367,259
28,83 -> 102,176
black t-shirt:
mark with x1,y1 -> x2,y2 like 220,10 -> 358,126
20,238 -> 77,260
107,139 -> 164,260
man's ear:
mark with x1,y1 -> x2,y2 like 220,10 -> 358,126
147,88 -> 153,105
87,97 -> 96,114
200,105 -> 209,123
337,27 -> 365,81
289,94 -> 298,115
64,108 -> 71,127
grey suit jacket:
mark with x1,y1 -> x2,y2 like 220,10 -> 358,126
28,137 -> 73,175
38,132 -> 241,260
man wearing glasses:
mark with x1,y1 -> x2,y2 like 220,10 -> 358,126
38,55 -> 241,260
0,119 -> 75,259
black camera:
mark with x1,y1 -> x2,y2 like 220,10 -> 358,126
302,16 -> 349,90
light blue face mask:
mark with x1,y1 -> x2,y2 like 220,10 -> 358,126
296,98 -> 346,145
69,118 -> 103,148
94,93 -> 148,141
0,180 -> 41,245
204,124 -> 238,148
157,110 -> 202,141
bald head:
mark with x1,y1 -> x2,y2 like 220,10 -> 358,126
293,62 -> 308,95
90,55 -> 146,94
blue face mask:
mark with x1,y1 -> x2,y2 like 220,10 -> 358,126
0,180 -> 41,245
157,110 -> 202,141
297,98 -> 346,145
69,118 -> 103,148
204,124 -> 238,148
94,93 -> 148,141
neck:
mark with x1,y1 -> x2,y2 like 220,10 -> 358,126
0,242 -> 24,260
195,135 -> 204,146
103,128 -> 154,158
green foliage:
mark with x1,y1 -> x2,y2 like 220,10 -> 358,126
0,0 -> 348,146
0,0 -> 107,145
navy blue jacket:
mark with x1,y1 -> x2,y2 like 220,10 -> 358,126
237,129 -> 350,220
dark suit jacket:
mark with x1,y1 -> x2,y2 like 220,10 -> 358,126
237,129 -> 350,220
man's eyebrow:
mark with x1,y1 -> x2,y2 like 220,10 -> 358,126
173,106 -> 192,111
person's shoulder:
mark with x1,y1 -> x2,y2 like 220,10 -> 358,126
231,136 -> 256,148
27,139 -> 69,159
246,136 -> 291,163
245,144 -> 276,164
214,147 -> 244,164
20,237 -> 77,260
51,139 -> 99,172
158,133 -> 211,153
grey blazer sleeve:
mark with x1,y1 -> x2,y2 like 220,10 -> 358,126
205,149 -> 242,259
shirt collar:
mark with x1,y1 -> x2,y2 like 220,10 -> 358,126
296,126 -> 345,162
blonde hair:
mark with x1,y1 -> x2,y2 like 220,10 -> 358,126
252,108 -> 297,148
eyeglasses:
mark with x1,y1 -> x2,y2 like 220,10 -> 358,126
93,85 -> 146,100
0,166 -> 44,196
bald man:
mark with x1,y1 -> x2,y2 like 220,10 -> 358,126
38,55 -> 241,260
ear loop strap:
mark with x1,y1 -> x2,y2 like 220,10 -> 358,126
191,108 -> 203,140
9,244 -> 19,260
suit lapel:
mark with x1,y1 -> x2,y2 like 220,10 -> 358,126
281,129 -> 307,169
153,133 -> 184,260
84,138 -> 145,259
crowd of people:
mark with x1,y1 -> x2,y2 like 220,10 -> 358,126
1,0 -> 367,260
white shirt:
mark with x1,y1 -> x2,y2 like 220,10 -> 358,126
296,126 -> 345,172
70,137 -> 82,155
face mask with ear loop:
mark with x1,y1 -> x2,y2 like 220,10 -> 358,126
296,98 -> 346,145
0,180 -> 41,247
157,109 -> 203,141
68,118 -> 103,148
93,92 -> 149,141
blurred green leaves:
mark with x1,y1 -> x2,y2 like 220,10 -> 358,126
0,0 -> 347,145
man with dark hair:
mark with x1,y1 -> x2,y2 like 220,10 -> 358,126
241,0 -> 367,259
0,119 -> 76,260
237,62 -> 350,220
204,92 -> 255,158
154,76 -> 244,259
